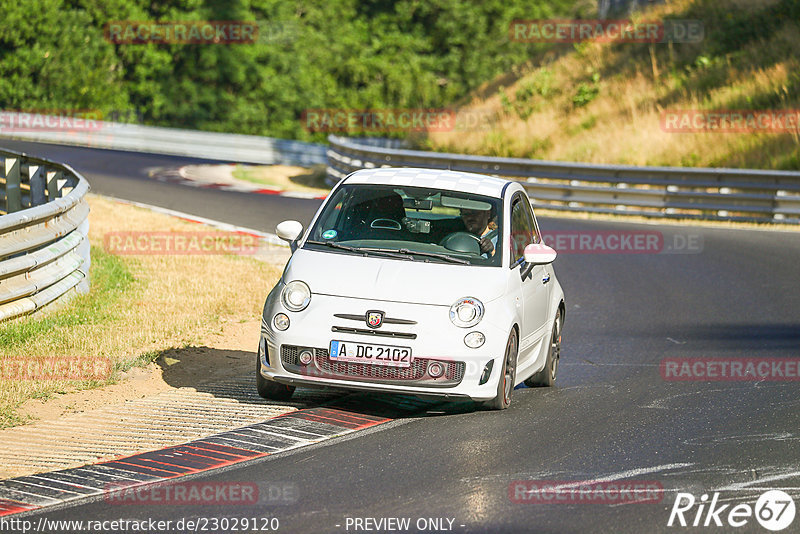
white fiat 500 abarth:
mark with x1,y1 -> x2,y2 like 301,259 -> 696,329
257,167 -> 564,409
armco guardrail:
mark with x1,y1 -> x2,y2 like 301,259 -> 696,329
0,112 -> 326,167
0,148 -> 90,322
327,135 -> 800,223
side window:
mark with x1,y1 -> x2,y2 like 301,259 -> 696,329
510,196 -> 535,264
520,195 -> 541,244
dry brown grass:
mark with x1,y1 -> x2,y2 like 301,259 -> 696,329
0,195 -> 282,427
426,0 -> 800,170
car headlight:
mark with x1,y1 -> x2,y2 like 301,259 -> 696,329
449,297 -> 484,328
281,281 -> 311,312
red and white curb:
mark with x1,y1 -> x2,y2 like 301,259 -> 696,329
146,165 -> 328,200
0,395 -> 436,518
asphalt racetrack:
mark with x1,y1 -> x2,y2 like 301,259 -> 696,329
3,139 -> 800,533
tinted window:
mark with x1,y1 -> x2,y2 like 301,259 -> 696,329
306,184 -> 503,266
510,196 -> 535,263
520,194 -> 541,244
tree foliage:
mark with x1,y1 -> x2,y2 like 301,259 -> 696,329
0,0 -> 577,140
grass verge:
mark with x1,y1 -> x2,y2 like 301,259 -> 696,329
0,194 -> 283,428
0,246 -> 133,352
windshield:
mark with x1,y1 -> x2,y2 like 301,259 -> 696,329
305,184 -> 503,266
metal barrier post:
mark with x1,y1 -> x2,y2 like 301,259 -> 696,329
3,157 -> 21,213
29,164 -> 47,207
46,169 -> 62,200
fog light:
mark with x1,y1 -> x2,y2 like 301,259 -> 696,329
479,360 -> 494,385
298,350 -> 314,365
273,313 -> 290,331
428,361 -> 445,378
464,331 -> 485,348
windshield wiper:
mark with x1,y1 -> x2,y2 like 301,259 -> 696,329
361,247 -> 470,265
306,240 -> 358,252
306,241 -> 412,260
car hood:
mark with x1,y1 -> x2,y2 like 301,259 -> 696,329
283,248 -> 507,306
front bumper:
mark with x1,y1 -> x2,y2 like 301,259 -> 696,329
259,291 -> 512,402
279,344 -> 467,388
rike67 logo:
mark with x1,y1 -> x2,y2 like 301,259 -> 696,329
668,490 -> 796,531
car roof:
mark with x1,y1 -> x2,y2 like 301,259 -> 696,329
343,167 -> 512,198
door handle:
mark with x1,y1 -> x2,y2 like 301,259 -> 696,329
542,273 -> 551,284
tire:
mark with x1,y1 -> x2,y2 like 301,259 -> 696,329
484,329 -> 518,410
525,310 -> 561,387
256,346 -> 295,401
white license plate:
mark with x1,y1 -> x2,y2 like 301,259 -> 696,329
329,341 -> 412,368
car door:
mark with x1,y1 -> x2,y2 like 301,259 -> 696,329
526,195 -> 554,309
509,193 -> 550,364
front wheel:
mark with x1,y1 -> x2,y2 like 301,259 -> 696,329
256,347 -> 295,401
483,329 -> 518,410
525,310 -> 561,387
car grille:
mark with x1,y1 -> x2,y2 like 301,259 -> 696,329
280,345 -> 465,387
330,326 -> 417,339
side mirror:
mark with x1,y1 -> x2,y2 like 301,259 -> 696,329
520,243 -> 557,280
524,243 -> 557,265
276,220 -> 304,248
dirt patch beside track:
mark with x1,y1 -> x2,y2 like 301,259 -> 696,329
0,318 -> 340,479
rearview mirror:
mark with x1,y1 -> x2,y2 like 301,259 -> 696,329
524,243 -> 557,265
276,220 -> 304,243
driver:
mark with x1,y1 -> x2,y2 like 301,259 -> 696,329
460,206 -> 497,256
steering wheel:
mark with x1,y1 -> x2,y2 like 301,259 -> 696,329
440,228 -> 499,255
440,232 -> 482,254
